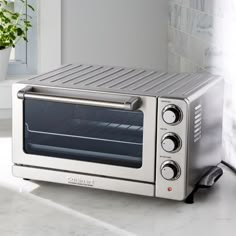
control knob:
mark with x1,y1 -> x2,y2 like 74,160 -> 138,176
161,133 -> 181,153
162,105 -> 182,125
161,161 -> 180,180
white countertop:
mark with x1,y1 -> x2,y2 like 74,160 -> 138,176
0,124 -> 235,236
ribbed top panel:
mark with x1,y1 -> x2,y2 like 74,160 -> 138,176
22,64 -> 220,97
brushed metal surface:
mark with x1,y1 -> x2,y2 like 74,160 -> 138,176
186,79 -> 224,195
13,165 -> 155,197
18,64 -> 222,97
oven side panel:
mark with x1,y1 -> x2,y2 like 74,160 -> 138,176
186,79 -> 224,195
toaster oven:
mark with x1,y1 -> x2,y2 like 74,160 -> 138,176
12,64 -> 224,200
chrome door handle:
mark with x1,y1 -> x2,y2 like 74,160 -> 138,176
17,87 -> 142,111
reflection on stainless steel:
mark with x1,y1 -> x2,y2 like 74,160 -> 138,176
18,87 -> 142,111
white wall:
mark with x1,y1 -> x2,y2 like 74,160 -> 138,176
62,0 -> 168,71
38,0 -> 61,73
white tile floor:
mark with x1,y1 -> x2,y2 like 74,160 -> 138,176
0,119 -> 236,236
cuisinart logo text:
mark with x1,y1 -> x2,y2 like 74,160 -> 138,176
66,176 -> 95,187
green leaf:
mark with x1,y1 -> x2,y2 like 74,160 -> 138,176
0,0 -> 34,47
27,4 -> 35,11
16,28 -> 23,36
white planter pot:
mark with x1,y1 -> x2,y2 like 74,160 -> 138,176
0,47 -> 12,81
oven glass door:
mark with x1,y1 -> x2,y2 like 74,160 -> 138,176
24,99 -> 144,168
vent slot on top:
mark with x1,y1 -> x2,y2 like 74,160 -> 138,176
194,104 -> 202,143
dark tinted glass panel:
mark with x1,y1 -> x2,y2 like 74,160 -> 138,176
24,99 -> 144,168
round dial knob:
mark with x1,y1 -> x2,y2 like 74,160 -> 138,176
162,105 -> 182,125
161,133 -> 181,153
161,161 -> 180,180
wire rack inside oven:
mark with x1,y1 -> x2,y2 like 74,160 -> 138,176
26,119 -> 144,146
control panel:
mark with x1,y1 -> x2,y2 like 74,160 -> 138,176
156,98 -> 188,200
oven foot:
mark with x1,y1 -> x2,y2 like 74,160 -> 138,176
23,178 -> 31,181
185,166 -> 223,204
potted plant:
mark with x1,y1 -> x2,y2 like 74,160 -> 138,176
0,0 -> 34,80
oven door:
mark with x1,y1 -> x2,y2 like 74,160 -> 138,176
12,84 -> 157,182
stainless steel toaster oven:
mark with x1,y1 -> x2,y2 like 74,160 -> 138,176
12,64 -> 224,200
